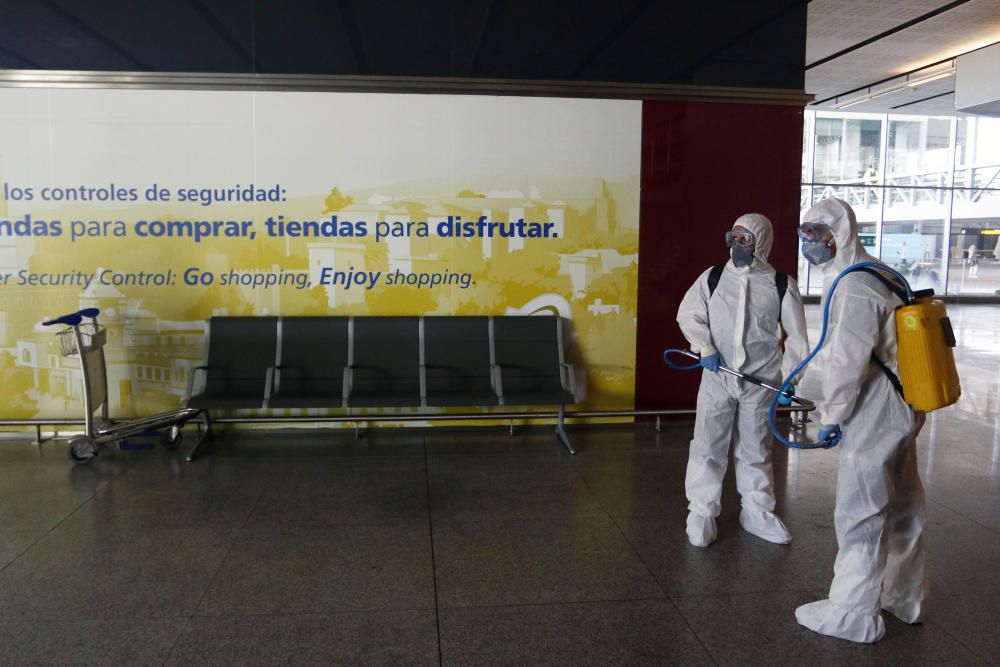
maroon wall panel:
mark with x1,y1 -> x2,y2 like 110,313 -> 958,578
635,101 -> 804,410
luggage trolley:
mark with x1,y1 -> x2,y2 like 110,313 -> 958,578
43,308 -> 202,463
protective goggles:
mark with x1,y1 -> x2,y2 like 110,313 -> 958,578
724,229 -> 756,248
798,220 -> 833,244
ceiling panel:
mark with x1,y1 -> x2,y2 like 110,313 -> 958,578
806,0 -> 1000,113
806,0 -> 955,64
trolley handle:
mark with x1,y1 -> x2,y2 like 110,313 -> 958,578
41,307 -> 101,327
42,313 -> 83,327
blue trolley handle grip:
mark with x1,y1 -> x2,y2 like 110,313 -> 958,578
42,313 -> 83,327
42,307 -> 100,327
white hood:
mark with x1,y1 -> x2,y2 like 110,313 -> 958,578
731,212 -> 773,269
800,198 -> 876,275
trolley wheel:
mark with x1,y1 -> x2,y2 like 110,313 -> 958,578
68,436 -> 98,464
160,426 -> 183,450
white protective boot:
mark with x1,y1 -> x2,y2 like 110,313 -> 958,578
739,509 -> 792,544
686,511 -> 717,547
795,599 -> 885,644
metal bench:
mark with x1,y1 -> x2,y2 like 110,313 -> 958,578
183,315 -> 579,459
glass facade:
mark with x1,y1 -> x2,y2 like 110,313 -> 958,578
800,110 -> 1000,296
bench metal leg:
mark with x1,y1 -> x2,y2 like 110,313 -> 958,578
186,411 -> 214,462
555,405 -> 575,455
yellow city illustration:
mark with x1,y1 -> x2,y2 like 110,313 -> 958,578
1,178 -> 640,422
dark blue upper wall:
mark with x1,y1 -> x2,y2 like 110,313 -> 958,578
0,0 -> 806,90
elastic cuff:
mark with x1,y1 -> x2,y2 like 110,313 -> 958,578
700,345 -> 717,356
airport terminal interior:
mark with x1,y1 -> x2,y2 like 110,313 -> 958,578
0,305 -> 996,665
2,1 -> 1000,665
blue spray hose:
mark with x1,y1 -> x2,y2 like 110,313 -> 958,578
767,261 -> 913,450
662,349 -> 813,405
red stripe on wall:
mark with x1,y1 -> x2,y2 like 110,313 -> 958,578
635,100 -> 804,411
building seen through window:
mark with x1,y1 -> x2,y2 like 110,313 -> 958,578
800,111 -> 1000,296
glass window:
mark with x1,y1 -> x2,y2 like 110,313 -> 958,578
947,219 -> 1000,296
801,111 -> 1000,296
955,116 -> 1000,187
886,116 -> 952,187
880,210 -> 945,294
813,114 -> 883,184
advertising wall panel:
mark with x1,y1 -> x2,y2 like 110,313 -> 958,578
0,89 -> 641,419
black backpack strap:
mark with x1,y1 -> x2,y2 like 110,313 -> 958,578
852,267 -> 907,398
873,355 -> 905,399
855,267 -> 908,304
775,272 -> 787,324
707,264 -> 724,298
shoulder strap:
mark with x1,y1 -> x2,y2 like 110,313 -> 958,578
775,272 -> 787,324
872,355 -> 905,399
707,264 -> 724,298
855,267 -> 907,304
853,267 -> 906,398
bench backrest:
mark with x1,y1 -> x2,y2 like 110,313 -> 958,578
423,316 -> 494,394
492,315 -> 566,393
350,316 -> 421,396
277,316 -> 349,396
204,316 -> 278,395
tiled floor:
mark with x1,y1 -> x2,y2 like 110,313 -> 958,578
0,304 -> 998,665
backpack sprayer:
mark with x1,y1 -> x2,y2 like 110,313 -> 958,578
767,261 -> 961,450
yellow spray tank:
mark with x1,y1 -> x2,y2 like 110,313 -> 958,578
770,261 -> 961,451
851,268 -> 961,412
894,290 -> 961,412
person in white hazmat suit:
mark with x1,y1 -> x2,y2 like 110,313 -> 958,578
677,213 -> 808,548
795,197 -> 927,643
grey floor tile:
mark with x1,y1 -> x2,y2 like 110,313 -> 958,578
0,523 -> 238,620
425,427 -> 571,459
558,423 -> 692,452
59,480 -> 262,531
439,599 -> 713,666
248,465 -> 429,527
924,503 -> 1000,597
167,610 -> 438,666
618,514 -> 810,598
0,462 -> 108,532
929,582 -> 1000,666
197,524 -> 434,615
434,516 -> 663,608
0,438 -> 80,463
428,455 -> 605,521
0,532 -> 42,570
571,449 -> 692,518
0,616 -> 187,666
675,590 -> 986,666
204,428 -> 426,459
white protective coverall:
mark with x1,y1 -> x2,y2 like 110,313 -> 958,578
795,198 -> 927,643
677,213 -> 808,547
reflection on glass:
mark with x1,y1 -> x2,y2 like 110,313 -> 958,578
955,116 -> 1000,186
813,115 -> 882,184
887,116 -> 952,187
880,210 -> 945,294
802,111 -> 1000,297
947,218 -> 1000,295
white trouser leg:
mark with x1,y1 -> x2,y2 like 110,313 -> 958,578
881,412 -> 927,622
685,371 -> 737,518
734,391 -> 777,513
